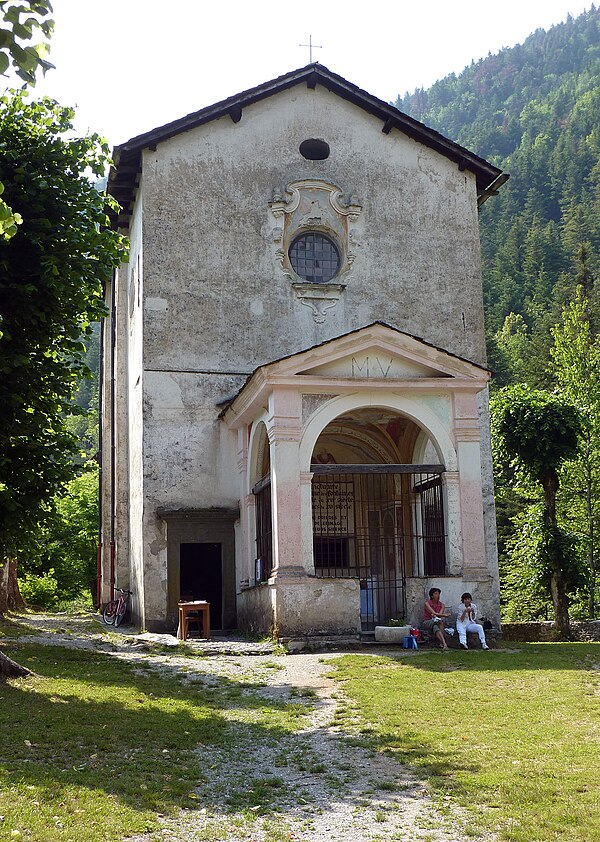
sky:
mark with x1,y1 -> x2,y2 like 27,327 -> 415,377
6,0 -> 595,149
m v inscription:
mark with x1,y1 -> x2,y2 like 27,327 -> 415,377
351,356 -> 394,378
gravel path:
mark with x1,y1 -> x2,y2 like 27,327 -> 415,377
7,613 -> 494,842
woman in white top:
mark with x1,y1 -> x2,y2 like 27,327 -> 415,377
456,592 -> 489,650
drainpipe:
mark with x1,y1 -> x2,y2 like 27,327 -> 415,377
109,270 -> 117,601
97,297 -> 105,608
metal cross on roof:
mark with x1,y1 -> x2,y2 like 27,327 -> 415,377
300,34 -> 322,63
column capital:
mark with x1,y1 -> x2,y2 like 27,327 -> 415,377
268,424 -> 302,444
454,418 -> 482,443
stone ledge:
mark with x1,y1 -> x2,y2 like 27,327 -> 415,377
501,620 -> 600,642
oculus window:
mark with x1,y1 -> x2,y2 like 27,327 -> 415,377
289,233 -> 340,283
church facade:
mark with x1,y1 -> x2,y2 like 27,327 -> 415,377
101,64 -> 507,636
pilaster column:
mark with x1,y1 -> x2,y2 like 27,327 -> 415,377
453,391 -> 488,579
442,471 -> 462,575
267,388 -> 304,578
300,470 -> 315,574
236,427 -> 251,588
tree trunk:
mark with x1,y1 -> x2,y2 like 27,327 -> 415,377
0,557 -> 25,615
0,648 -> 31,678
0,558 -> 29,677
550,571 -> 571,639
541,469 -> 571,638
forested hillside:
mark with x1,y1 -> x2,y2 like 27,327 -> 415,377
398,7 -> 600,622
398,5 -> 600,382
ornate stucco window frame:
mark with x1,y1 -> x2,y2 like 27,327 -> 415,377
268,179 -> 362,323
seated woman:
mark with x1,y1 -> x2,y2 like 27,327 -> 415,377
456,592 -> 489,650
423,587 -> 452,651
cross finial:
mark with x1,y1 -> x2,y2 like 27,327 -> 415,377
300,34 -> 322,63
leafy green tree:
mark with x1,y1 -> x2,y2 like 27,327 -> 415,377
550,287 -> 600,616
493,386 -> 582,636
0,92 -> 126,617
18,463 -> 99,608
0,1 -> 54,241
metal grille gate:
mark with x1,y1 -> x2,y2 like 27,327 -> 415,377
311,465 -> 446,629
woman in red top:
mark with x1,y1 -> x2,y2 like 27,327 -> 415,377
423,587 -> 451,651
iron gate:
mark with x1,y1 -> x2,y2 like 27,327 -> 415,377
311,465 -> 446,629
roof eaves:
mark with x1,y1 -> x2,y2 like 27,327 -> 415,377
107,63 -> 504,229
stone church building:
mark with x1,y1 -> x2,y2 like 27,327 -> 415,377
101,64 -> 507,637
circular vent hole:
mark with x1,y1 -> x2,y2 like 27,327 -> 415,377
299,138 -> 330,160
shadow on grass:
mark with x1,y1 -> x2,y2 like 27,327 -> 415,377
0,615 -> 40,638
0,641 -> 309,822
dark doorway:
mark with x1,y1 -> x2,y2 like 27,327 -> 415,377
180,543 -> 222,629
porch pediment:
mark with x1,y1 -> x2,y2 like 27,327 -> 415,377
264,323 -> 489,381
223,323 -> 490,427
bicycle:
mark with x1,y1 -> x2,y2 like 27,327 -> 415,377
102,588 -> 132,627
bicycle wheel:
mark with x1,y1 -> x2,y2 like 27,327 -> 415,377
114,599 -> 128,628
103,600 -> 118,625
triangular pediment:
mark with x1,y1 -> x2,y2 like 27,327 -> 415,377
268,323 -> 489,381
108,64 -> 503,229
302,352 -> 442,380
223,323 -> 490,427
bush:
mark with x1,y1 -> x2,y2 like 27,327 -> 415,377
19,570 -> 59,610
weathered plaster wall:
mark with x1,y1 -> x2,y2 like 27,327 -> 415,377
138,84 -> 487,517
237,583 -> 276,637
123,82 -> 497,631
273,576 -> 361,637
126,197 -> 146,623
140,84 -> 486,377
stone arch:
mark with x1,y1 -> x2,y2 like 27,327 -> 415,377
248,416 -> 270,488
299,393 -> 457,471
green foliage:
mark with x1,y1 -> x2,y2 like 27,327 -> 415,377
18,463 -> 99,604
398,7 -> 600,360
491,387 -> 586,627
0,92 -> 126,559
18,568 -> 58,609
494,385 -> 582,481
0,179 -> 22,239
500,502 -> 587,621
0,1 -> 54,240
0,1 -> 53,83
550,287 -> 600,614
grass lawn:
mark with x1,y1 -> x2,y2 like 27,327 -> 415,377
0,634 -> 308,842
331,643 -> 600,842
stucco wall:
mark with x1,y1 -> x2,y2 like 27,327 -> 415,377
127,197 -> 146,622
237,583 -> 276,638
140,85 -> 486,378
274,576 -> 361,637
116,81 -> 499,631
137,85 -> 488,515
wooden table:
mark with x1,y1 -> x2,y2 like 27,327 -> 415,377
177,600 -> 211,640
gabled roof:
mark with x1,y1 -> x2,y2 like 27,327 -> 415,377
107,63 -> 506,229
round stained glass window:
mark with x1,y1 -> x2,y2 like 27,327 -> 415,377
289,233 -> 340,283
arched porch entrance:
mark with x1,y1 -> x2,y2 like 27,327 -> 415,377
310,408 -> 446,629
